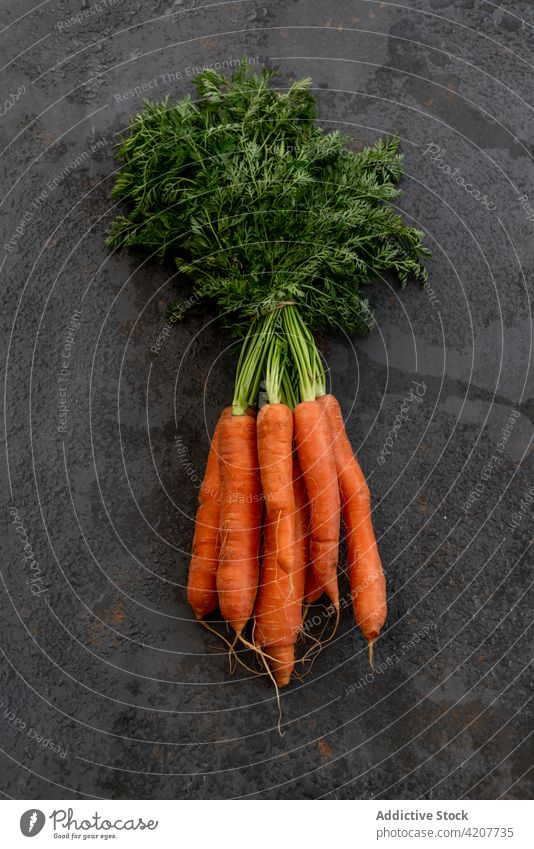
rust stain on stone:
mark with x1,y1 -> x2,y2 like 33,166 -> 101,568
317,738 -> 333,760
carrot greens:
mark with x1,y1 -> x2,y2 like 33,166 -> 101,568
107,58 -> 429,401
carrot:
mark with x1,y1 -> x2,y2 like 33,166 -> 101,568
290,442 -> 316,606
293,400 -> 340,608
253,405 -> 295,684
216,411 -> 262,633
187,407 -> 231,619
318,394 -> 386,650
304,566 -> 323,605
292,456 -> 308,606
254,521 -> 298,686
254,445 -> 306,687
256,403 -> 295,572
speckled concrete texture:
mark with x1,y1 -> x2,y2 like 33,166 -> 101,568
1,0 -> 533,799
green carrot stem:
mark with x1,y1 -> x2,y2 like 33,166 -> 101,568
232,310 -> 277,415
282,305 -> 325,403
280,365 -> 298,409
232,304 -> 324,412
265,335 -> 284,405
282,307 -> 312,402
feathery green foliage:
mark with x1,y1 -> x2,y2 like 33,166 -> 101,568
107,58 -> 430,342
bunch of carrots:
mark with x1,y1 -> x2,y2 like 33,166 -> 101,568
187,307 -> 386,687
106,60 -> 430,688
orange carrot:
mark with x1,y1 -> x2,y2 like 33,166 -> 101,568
254,439 -> 307,687
301,451 -> 322,605
304,566 -> 323,605
292,456 -> 309,607
318,394 -> 386,648
293,400 -> 340,608
254,521 -> 299,686
187,407 -> 231,620
256,403 -> 294,574
216,412 -> 262,633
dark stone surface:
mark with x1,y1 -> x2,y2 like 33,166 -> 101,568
1,0 -> 533,800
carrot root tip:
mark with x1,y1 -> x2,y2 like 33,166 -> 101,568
237,633 -> 285,734
368,639 -> 376,671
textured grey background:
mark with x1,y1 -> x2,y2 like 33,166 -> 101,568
1,0 -> 533,799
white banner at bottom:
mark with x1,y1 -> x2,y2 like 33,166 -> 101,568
3,799 -> 533,848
